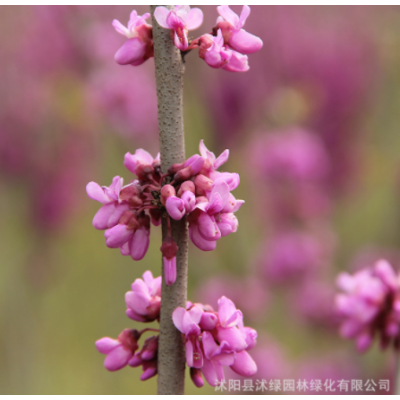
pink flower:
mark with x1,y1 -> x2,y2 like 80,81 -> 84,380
198,30 -> 249,72
200,331 -> 235,386
174,297 -> 258,388
188,179 -> 244,250
86,176 -> 130,230
124,148 -> 160,178
95,329 -> 140,371
112,10 -> 153,66
154,5 -> 203,51
216,5 -> 263,54
172,305 -> 204,369
125,271 -> 161,322
128,335 -> 159,381
335,259 -> 400,351
104,212 -> 150,261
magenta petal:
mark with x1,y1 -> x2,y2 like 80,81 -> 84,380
189,224 -> 217,251
202,331 -> 218,359
86,181 -> 110,204
243,327 -> 257,350
214,149 -> 229,170
154,6 -> 171,29
164,256 -> 177,286
186,7 -> 203,30
124,152 -> 137,174
128,354 -> 142,367
166,197 -> 186,220
185,339 -> 194,367
125,291 -> 150,315
108,203 -> 130,229
95,337 -> 120,355
210,181 -> 230,210
200,312 -> 217,331
217,5 -> 239,27
229,350 -> 257,376
136,149 -> 154,165
104,224 -> 133,248
181,191 -> 196,213
172,307 -> 186,333
218,296 -> 239,327
115,37 -> 146,65
189,155 -> 205,175
222,50 -> 249,72
213,350 -> 235,366
229,29 -> 263,54
202,358 -> 225,387
93,203 -> 116,230
188,305 -> 203,325
104,345 -> 131,371
216,326 -> 247,352
238,5 -> 251,28
140,366 -> 157,381
130,227 -> 150,260
120,241 -> 130,256
198,213 -> 221,241
126,308 -> 147,322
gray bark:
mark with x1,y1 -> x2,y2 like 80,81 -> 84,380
150,5 -> 188,395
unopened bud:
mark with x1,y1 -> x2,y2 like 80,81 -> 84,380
160,184 -> 176,205
168,162 -> 185,175
194,174 -> 213,191
177,180 -> 195,197
119,184 -> 140,201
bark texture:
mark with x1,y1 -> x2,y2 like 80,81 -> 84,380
150,5 -> 188,395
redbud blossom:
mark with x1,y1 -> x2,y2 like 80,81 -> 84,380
95,329 -> 141,371
173,296 -> 257,387
112,10 -> 153,66
154,5 -> 203,51
125,271 -> 161,322
216,5 -> 263,54
335,259 -> 400,351
199,30 -> 249,72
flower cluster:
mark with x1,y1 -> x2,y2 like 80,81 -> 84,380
173,296 -> 257,387
335,259 -> 400,351
95,271 -> 258,387
112,5 -> 262,72
86,140 -> 243,285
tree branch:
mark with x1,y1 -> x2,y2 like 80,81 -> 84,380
150,5 -> 188,395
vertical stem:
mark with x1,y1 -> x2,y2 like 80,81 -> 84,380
150,5 -> 188,395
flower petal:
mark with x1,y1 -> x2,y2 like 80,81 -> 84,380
189,224 -> 217,251
217,5 -> 239,27
154,6 -> 171,29
92,203 -> 117,230
86,181 -> 110,204
229,29 -> 263,54
229,350 -> 257,376
130,227 -> 150,260
214,149 -> 229,170
185,7 -> 203,30
104,224 -> 133,248
95,337 -> 120,355
114,37 -> 146,66
104,345 -> 131,371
